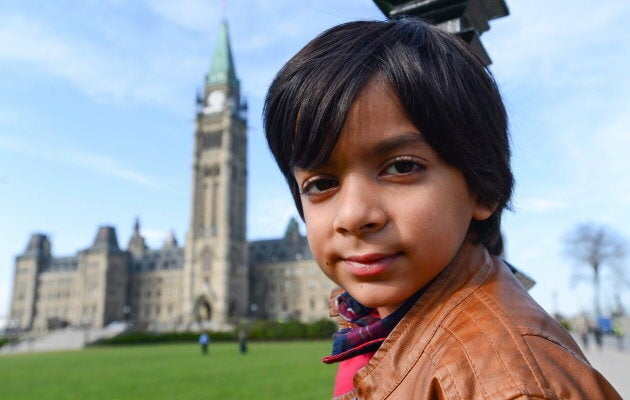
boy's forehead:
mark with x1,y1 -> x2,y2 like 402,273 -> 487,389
292,78 -> 431,174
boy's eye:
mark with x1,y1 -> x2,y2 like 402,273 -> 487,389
301,177 -> 338,196
383,158 -> 423,175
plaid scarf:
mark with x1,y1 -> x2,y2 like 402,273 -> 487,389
322,289 -> 424,364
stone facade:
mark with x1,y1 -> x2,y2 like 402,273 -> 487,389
10,228 -> 129,331
8,21 -> 331,332
249,219 -> 337,322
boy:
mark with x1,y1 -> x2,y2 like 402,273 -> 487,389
264,19 -> 620,399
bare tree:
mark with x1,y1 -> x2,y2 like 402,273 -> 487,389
563,223 -> 627,318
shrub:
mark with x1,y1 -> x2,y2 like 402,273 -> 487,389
93,319 -> 337,346
93,330 -> 236,346
306,319 -> 337,338
246,319 -> 335,341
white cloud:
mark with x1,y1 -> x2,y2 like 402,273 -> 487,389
594,112 -> 630,169
0,108 -> 20,126
550,109 -> 630,209
0,15 -> 124,101
0,134 -> 166,190
488,0 -> 628,84
143,0 -> 218,33
489,1 -> 630,224
517,197 -> 566,213
0,12 -> 201,112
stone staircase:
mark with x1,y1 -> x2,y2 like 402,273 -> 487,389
1,323 -> 127,355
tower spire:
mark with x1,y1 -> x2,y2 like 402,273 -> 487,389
207,20 -> 238,87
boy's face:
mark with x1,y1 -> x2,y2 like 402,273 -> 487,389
294,79 -> 492,318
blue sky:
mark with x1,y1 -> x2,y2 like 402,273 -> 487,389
1,0 -> 629,322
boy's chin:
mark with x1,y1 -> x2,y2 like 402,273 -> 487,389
349,292 -> 396,310
345,286 -> 411,315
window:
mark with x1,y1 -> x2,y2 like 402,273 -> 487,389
202,131 -> 223,149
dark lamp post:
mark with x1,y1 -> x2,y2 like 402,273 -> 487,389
373,0 -> 509,66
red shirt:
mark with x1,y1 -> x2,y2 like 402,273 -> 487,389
333,352 -> 375,397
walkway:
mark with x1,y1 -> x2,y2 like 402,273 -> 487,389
0,324 -> 125,355
577,334 -> 629,398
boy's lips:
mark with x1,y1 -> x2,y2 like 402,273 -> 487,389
343,253 -> 399,277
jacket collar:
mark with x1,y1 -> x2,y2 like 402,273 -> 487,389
352,241 -> 493,397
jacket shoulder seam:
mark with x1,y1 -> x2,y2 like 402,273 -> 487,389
473,289 -> 551,395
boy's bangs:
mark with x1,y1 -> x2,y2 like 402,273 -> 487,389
291,97 -> 350,172
289,64 -> 375,173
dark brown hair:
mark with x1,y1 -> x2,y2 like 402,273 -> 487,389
264,18 -> 513,255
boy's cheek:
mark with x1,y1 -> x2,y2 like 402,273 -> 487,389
315,259 -> 342,287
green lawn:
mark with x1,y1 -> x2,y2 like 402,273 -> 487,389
0,341 -> 336,400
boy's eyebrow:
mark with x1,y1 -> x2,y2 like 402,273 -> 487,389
369,132 -> 427,157
293,132 -> 427,173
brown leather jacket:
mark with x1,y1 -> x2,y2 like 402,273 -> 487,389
334,242 -> 621,399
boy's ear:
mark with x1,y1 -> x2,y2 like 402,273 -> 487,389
472,197 -> 497,221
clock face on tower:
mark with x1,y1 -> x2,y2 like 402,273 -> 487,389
204,90 -> 226,114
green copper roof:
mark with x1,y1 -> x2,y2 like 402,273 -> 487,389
207,20 -> 238,86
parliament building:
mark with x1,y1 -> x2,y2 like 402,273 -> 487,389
9,22 -> 335,332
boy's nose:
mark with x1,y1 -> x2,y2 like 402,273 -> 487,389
333,179 -> 386,236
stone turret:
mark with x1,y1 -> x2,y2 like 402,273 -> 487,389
10,234 -> 53,330
163,230 -> 179,248
78,225 -> 128,329
90,226 -> 121,253
284,217 -> 301,243
22,233 -> 52,259
128,218 -> 148,258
